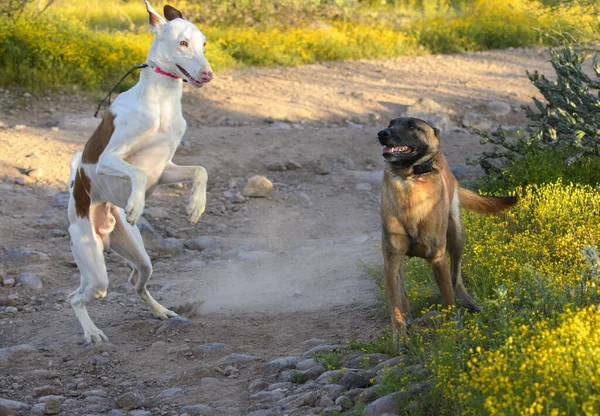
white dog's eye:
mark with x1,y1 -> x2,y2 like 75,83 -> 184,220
180,40 -> 188,47
204,41 -> 207,47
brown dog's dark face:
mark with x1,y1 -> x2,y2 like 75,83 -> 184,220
377,117 -> 440,170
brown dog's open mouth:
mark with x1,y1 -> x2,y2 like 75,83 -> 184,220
382,145 -> 416,155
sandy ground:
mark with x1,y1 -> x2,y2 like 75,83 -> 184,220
0,47 -> 554,415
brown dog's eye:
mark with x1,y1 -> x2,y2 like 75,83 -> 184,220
180,40 -> 188,47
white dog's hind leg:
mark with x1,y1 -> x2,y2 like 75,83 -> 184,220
68,215 -> 110,344
109,206 -> 178,320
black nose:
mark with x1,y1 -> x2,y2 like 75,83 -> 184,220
378,129 -> 391,138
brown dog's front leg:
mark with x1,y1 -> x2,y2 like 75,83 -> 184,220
382,234 -> 410,348
430,253 -> 455,309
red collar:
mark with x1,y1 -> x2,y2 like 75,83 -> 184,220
155,66 -> 181,79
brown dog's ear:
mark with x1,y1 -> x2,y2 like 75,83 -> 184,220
164,5 -> 184,21
433,127 -> 441,138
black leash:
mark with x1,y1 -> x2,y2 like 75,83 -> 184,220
94,64 -> 148,118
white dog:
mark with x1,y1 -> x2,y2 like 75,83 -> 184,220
67,1 -> 213,343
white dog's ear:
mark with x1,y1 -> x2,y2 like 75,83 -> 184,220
164,5 -> 184,21
145,1 -> 166,34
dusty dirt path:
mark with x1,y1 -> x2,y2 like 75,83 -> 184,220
0,47 -> 553,415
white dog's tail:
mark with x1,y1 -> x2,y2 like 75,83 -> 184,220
68,151 -> 82,188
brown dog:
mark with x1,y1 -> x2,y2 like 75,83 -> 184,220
378,117 -> 517,343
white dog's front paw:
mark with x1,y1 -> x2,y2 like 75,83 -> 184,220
84,328 -> 109,344
187,195 -> 206,224
125,193 -> 145,225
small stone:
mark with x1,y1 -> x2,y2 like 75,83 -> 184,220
184,236 -> 217,251
286,161 -> 302,170
44,229 -> 68,239
318,395 -> 335,407
157,387 -> 183,399
193,342 -> 231,355
355,183 -> 372,191
319,384 -> 346,399
300,365 -> 326,381
362,392 -> 402,416
462,113 -> 493,130
0,398 -> 29,411
304,344 -> 348,356
335,395 -> 352,410
13,124 -> 26,131
157,316 -> 191,332
302,338 -> 327,348
14,176 -> 25,185
26,168 -> 43,178
43,398 -> 60,414
296,358 -> 317,371
115,391 -> 144,410
313,160 -> 331,175
29,403 -> 45,415
339,371 -> 369,389
248,379 -> 268,394
215,353 -> 260,366
3,248 -> 49,263
266,356 -> 302,373
179,404 -> 213,416
33,386 -> 58,397
15,273 -> 43,290
129,411 -> 151,416
4,307 -> 17,313
243,176 -> 273,198
281,392 -> 317,409
267,382 -> 292,391
316,370 -> 345,384
487,101 -> 511,117
50,127 -> 60,132
0,344 -> 38,365
2,278 -> 15,287
266,163 -> 286,172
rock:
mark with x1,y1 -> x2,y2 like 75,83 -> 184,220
345,353 -> 390,370
129,411 -> 151,416
0,398 -> 29,411
362,392 -> 402,415
267,382 -> 293,391
236,251 -> 277,262
286,161 -> 302,170
215,353 -> 260,366
281,392 -> 318,409
248,379 -> 268,394
300,365 -> 326,381
179,404 -> 214,415
266,356 -> 302,373
2,248 -> 49,263
316,370 -> 345,384
34,386 -> 58,397
243,176 -> 273,198
405,98 -> 450,132
2,278 -> 15,287
355,183 -> 372,191
157,316 -> 191,332
313,160 -> 332,175
158,388 -> 183,399
30,403 -> 45,415
450,165 -> 467,180
318,395 -> 335,407
336,395 -> 353,410
224,190 -> 246,203
43,398 -> 61,414
44,229 -> 68,239
0,344 -> 38,365
302,338 -> 327,348
266,162 -> 286,172
115,392 -> 144,410
13,124 -> 26,131
296,358 -> 318,371
305,344 -> 348,356
193,342 -> 231,356
15,273 -> 43,290
26,168 -> 43,178
339,371 -> 370,389
369,356 -> 406,376
249,390 -> 285,403
461,113 -> 493,131
144,207 -> 169,219
184,236 -> 217,251
319,384 -> 346,399
487,101 -> 512,117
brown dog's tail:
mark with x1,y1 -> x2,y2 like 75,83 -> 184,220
458,188 -> 517,214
